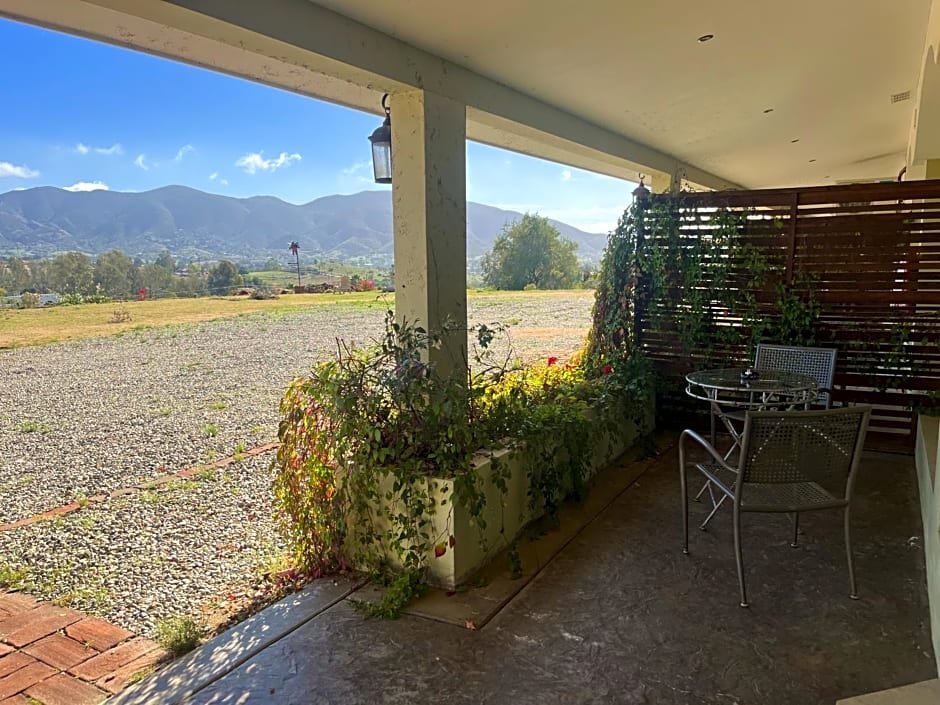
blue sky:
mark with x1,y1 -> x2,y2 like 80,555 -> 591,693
0,18 -> 634,233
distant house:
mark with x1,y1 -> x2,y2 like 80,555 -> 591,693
0,293 -> 61,308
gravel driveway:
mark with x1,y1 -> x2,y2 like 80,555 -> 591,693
0,293 -> 593,636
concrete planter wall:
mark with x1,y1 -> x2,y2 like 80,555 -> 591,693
915,414 -> 940,675
346,399 -> 654,590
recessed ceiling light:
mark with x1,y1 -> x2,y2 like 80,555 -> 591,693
791,138 -> 800,143
698,34 -> 715,43
763,108 -> 774,114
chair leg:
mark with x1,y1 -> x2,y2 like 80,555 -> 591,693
734,504 -> 748,607
693,479 -> 709,502
844,506 -> 858,600
679,445 -> 689,555
710,405 -> 716,447
790,512 -> 800,548
699,492 -> 726,530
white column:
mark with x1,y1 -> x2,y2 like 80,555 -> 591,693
391,89 -> 468,380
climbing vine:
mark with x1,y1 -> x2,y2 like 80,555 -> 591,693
586,196 -> 842,421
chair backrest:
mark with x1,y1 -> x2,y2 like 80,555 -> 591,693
736,406 -> 871,503
755,344 -> 837,407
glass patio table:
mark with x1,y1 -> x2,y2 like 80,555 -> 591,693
686,367 -> 818,448
685,367 -> 818,527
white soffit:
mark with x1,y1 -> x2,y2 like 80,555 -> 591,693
312,0 -> 933,188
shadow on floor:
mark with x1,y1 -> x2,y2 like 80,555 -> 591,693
116,435 -> 937,705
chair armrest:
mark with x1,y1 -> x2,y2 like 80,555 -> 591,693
679,429 -> 737,473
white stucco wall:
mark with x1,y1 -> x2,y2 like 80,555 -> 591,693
915,415 -> 940,675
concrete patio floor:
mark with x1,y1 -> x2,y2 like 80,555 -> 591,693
115,436 -> 937,705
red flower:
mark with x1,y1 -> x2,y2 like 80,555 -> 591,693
547,356 -> 559,367
603,364 -> 613,375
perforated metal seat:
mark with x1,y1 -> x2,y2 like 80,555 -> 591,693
696,462 -> 838,510
680,406 -> 871,607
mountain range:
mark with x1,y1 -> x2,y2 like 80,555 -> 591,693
0,186 -> 608,266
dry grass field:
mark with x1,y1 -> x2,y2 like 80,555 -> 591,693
0,292 -> 387,349
0,289 -> 594,349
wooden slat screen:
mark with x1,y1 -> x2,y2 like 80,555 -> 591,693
642,180 -> 940,452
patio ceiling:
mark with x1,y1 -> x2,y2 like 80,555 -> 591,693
311,0 -> 932,189
0,0 -> 933,189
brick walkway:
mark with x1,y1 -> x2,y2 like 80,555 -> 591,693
0,593 -> 167,704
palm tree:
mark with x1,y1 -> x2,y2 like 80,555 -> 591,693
288,241 -> 301,286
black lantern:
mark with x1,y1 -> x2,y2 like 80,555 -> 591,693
632,174 -> 651,204
369,94 -> 392,184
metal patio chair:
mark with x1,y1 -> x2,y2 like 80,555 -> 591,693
699,345 -> 840,522
680,405 -> 871,607
752,344 -> 838,408
719,344 -> 838,432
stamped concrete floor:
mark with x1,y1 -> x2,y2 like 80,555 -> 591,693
115,439 -> 937,705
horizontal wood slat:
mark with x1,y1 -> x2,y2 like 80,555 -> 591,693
645,180 -> 940,452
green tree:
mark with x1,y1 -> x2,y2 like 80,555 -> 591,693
154,251 -> 176,272
94,249 -> 136,298
207,260 -> 243,294
50,252 -> 94,295
263,257 -> 282,271
0,257 -> 32,294
481,214 -> 580,290
173,263 -> 208,298
137,263 -> 174,298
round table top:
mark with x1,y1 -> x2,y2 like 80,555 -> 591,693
686,367 -> 817,394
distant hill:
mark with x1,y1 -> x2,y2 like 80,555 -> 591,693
0,186 -> 609,265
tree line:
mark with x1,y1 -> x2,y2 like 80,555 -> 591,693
0,250 -> 248,300
2,214 -> 589,300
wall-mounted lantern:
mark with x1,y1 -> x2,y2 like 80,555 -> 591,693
368,93 -> 392,184
632,174 -> 651,204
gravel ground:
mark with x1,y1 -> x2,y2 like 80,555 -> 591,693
0,293 -> 593,636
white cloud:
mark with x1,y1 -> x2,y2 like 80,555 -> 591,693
75,143 -> 123,156
561,169 -> 572,182
0,161 -> 40,179
94,144 -> 123,156
134,154 -> 149,170
209,172 -> 229,186
341,160 -> 372,183
64,181 -> 109,192
235,151 -> 301,174
174,144 -> 194,162
342,160 -> 369,176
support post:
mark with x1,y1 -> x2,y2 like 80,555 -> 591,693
391,89 -> 468,381
651,170 -> 682,194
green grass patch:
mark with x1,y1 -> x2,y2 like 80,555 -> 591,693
155,616 -> 205,656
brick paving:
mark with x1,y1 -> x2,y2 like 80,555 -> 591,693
0,593 -> 168,704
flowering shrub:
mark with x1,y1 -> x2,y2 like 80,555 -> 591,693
273,311 -> 651,612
